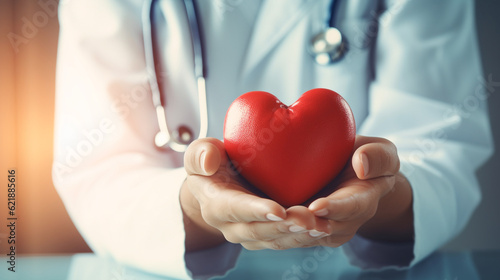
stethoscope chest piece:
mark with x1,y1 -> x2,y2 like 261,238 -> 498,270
155,125 -> 194,152
309,27 -> 347,65
155,130 -> 171,148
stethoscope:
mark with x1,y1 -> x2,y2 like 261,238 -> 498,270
142,0 -> 346,152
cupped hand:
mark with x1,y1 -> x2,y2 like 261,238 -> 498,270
182,138 -> 333,251
308,135 -> 413,246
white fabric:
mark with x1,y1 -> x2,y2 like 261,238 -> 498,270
53,0 -> 493,278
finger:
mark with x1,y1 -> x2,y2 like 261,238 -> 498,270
184,137 -> 226,176
223,206 -> 333,244
247,223 -> 356,250
244,234 -> 325,250
240,206 -> 333,242
187,175 -> 286,224
241,226 -> 330,250
241,240 -> 321,250
213,192 -> 286,223
222,219 -> 291,243
351,136 -> 400,180
234,207 -> 316,243
308,176 -> 395,221
285,206 -> 332,236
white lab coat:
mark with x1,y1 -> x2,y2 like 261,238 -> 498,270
53,0 -> 493,279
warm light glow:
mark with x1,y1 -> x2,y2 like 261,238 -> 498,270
0,1 -> 90,255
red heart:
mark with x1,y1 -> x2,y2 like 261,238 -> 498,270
223,88 -> 356,207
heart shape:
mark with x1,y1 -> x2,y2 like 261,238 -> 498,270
223,88 -> 356,207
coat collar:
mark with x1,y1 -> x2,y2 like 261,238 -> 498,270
240,0 -> 319,77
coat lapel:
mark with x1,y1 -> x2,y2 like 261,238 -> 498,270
240,0 -> 318,77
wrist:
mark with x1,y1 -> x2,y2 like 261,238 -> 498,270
180,180 -> 226,252
358,173 -> 414,242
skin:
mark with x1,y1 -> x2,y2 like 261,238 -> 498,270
180,136 -> 414,252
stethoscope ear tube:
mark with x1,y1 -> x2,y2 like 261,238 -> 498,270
143,0 -> 208,152
184,0 -> 206,79
143,0 -> 175,149
142,0 -> 161,109
184,0 -> 209,140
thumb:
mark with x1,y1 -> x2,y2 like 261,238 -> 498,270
351,136 -> 400,180
184,137 -> 226,176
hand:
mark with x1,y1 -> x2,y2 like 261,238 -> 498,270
181,138 -> 333,252
308,135 -> 414,246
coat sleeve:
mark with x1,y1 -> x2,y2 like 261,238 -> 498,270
342,0 -> 494,269
53,1 -> 239,278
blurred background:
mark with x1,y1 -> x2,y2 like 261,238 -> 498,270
0,0 -> 498,255
0,0 -> 91,254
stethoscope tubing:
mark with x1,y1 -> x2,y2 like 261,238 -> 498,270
143,0 -> 208,152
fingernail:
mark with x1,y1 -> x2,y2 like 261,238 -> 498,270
314,208 -> 328,216
200,151 -> 207,174
266,213 -> 283,222
289,225 -> 307,233
309,230 -> 328,238
361,153 -> 369,177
